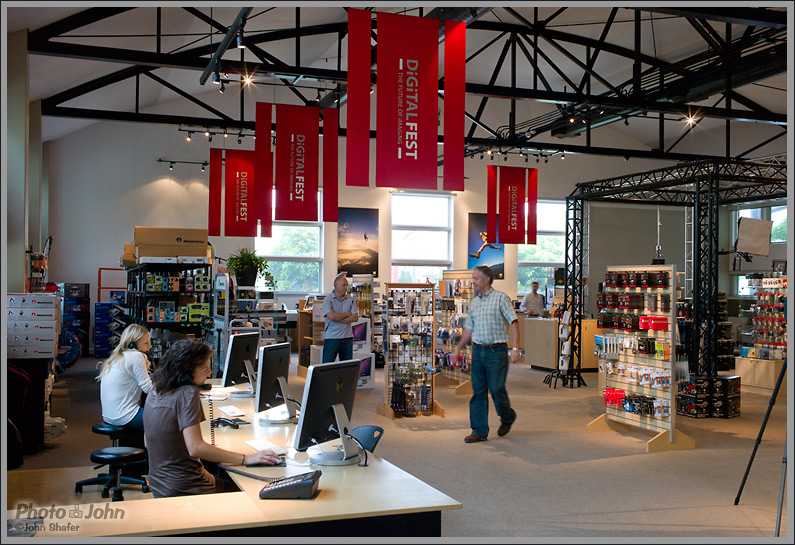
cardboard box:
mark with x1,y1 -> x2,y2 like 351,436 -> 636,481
124,243 -> 137,255
676,393 -> 710,418
121,254 -> 137,267
137,244 -> 207,258
134,226 -> 208,247
711,394 -> 741,418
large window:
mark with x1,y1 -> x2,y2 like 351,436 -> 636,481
255,191 -> 323,292
518,201 -> 565,296
391,193 -> 453,283
730,201 -> 786,297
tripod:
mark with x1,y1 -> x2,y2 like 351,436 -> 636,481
734,359 -> 787,537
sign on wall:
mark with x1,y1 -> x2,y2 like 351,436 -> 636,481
468,212 -> 504,279
337,207 -> 379,276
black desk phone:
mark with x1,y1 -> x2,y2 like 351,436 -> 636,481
259,470 -> 322,500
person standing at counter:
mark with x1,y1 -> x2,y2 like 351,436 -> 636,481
520,282 -> 545,317
321,274 -> 360,363
453,265 -> 520,443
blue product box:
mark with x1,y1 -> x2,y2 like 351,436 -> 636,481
63,296 -> 90,306
62,310 -> 89,321
109,291 -> 126,304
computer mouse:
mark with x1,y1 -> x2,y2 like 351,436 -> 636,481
246,456 -> 286,468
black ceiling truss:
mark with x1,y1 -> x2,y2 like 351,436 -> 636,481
30,7 -> 786,163
561,157 -> 786,386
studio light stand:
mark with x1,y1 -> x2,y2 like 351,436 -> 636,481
734,359 -> 788,537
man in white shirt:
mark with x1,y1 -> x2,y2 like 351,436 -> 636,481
520,282 -> 545,317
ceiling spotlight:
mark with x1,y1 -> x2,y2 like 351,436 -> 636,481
243,75 -> 252,85
487,149 -> 492,155
208,134 -> 213,143
569,116 -> 575,123
236,27 -> 246,49
204,130 -> 210,137
582,119 -> 587,124
624,116 -> 629,126
252,134 -> 256,140
544,157 -> 548,164
599,109 -> 604,115
186,132 -> 192,142
686,116 -> 695,125
561,152 -> 565,160
212,64 -> 220,84
201,162 -> 207,172
224,72 -> 229,78
223,129 -> 228,138
536,157 -> 540,164
490,153 -> 494,161
480,153 -> 484,160
369,86 -> 374,95
219,82 -> 225,93
169,162 -> 174,171
525,155 -> 529,163
237,136 -> 242,145
503,154 -> 508,161
316,88 -> 322,102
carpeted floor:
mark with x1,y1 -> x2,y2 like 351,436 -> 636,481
13,355 -> 790,540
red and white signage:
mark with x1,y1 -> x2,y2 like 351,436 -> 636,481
486,166 -> 539,244
346,8 -> 371,187
275,104 -> 319,221
323,108 -> 339,222
255,102 -> 274,237
208,147 -> 223,236
443,20 -> 466,192
224,150 -> 257,237
375,12 -> 439,190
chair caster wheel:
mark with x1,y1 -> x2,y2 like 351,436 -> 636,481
101,489 -> 110,499
75,485 -> 82,494
141,484 -> 150,493
112,489 -> 124,502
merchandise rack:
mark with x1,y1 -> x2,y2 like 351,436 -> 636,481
588,265 -> 695,452
377,283 -> 443,418
435,270 -> 475,394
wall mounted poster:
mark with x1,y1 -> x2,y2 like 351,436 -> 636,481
468,212 -> 504,278
338,207 -> 379,276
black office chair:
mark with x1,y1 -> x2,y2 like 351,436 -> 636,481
351,425 -> 384,453
74,423 -> 150,501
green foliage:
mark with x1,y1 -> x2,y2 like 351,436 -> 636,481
266,228 -> 320,291
397,269 -> 412,283
518,266 -> 555,294
227,248 -> 276,288
770,218 -> 787,242
517,235 -> 564,262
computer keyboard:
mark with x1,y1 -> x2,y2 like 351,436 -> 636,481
245,438 -> 288,456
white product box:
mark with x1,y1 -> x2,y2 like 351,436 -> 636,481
7,308 -> 58,321
7,320 -> 58,334
7,333 -> 57,348
7,293 -> 59,309
178,256 -> 209,264
7,345 -> 57,358
139,256 -> 178,264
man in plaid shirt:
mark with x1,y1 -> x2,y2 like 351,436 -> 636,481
453,265 -> 520,443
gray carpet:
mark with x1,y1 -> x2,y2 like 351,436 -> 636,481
17,355 -> 790,540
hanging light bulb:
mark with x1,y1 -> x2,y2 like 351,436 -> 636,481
169,162 -> 174,171
236,26 -> 246,49
219,82 -> 225,93
208,133 -> 213,143
186,132 -> 192,142
201,162 -> 207,172
224,129 -> 228,138
204,130 -> 210,137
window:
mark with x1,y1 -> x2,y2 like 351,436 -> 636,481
518,201 -> 565,296
255,191 -> 323,292
771,205 -> 787,243
391,194 -> 453,283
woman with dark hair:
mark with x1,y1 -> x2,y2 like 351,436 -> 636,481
143,339 -> 281,498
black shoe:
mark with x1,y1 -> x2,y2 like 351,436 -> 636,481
464,434 -> 487,443
498,410 -> 516,437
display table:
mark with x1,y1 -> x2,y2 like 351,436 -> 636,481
8,386 -> 461,537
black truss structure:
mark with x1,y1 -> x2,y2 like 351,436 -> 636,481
28,6 -> 787,163
562,159 -> 786,386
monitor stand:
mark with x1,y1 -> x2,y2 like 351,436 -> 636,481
257,377 -> 299,424
229,358 -> 256,398
307,403 -> 361,466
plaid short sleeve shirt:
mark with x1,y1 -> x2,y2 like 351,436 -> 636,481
463,288 -> 518,345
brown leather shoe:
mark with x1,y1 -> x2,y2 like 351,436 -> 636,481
464,434 -> 487,443
497,423 -> 512,437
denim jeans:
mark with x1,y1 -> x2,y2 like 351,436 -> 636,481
322,337 -> 353,363
469,344 -> 515,439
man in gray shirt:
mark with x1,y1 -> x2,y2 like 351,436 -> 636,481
321,275 -> 359,363
520,282 -> 545,317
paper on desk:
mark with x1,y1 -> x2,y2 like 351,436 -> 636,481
218,405 -> 246,417
210,386 -> 237,394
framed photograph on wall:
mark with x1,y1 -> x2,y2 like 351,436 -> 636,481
338,207 -> 379,276
772,260 -> 786,274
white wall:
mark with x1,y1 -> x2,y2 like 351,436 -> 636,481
45,85 -> 786,316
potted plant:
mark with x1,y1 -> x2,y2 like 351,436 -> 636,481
226,248 -> 275,289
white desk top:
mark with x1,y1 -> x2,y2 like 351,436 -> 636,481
10,385 -> 460,537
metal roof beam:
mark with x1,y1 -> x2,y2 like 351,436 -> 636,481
637,7 -> 786,29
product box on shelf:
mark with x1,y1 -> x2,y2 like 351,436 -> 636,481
714,375 -> 741,397
139,256 -> 179,264
134,226 -> 208,247
56,283 -> 90,299
7,293 -> 59,309
188,302 -> 210,322
676,393 -> 710,418
677,374 -> 711,398
711,394 -> 741,419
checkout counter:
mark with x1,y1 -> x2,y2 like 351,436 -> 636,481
519,312 -> 598,371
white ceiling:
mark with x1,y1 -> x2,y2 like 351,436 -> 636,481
5,5 -> 788,147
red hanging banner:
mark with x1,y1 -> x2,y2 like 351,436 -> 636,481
375,12 -> 439,190
346,8 -> 371,187
274,104 -> 319,221
224,149 -> 257,237
498,166 -> 527,244
526,168 -> 538,245
487,164 -> 498,244
255,102 -> 273,237
443,20 -> 466,192
208,148 -> 223,236
322,108 -> 339,222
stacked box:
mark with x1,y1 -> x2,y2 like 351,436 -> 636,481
711,394 -> 741,418
56,283 -> 90,353
677,374 -> 711,398
676,393 -> 710,418
7,293 -> 60,359
94,303 -> 131,358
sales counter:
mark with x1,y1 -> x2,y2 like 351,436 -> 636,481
522,317 -> 598,371
6,386 -> 461,537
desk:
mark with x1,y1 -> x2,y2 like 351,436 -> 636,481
9,389 -> 461,537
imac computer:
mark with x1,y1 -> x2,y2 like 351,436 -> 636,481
255,342 -> 299,425
356,352 -> 375,389
293,359 -> 361,466
221,332 -> 260,397
351,317 -> 371,352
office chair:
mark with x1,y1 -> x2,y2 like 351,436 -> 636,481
351,425 -> 384,453
74,423 -> 150,501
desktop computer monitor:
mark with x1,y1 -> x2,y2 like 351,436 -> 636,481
221,332 -> 260,396
351,319 -> 369,343
255,342 -> 298,424
356,352 -> 375,389
293,359 -> 361,466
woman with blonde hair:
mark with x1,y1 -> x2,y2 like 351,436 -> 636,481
97,323 -> 153,431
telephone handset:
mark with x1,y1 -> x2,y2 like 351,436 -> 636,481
259,470 -> 322,500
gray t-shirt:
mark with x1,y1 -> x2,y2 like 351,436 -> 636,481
322,292 -> 357,340
143,385 -> 216,498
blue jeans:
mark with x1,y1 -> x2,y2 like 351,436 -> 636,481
322,337 -> 353,363
469,344 -> 515,439
124,406 -> 145,432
